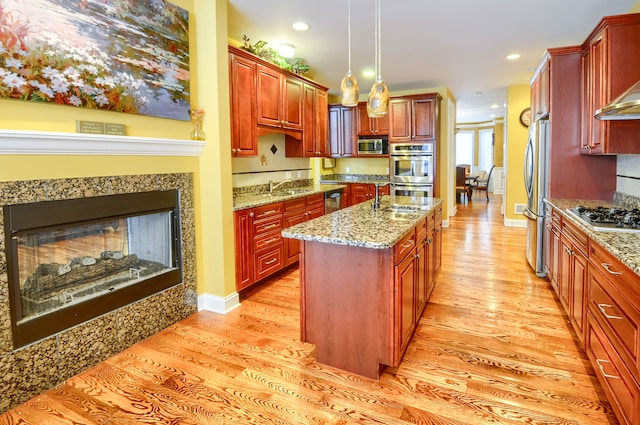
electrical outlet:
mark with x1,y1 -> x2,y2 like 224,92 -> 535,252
285,171 -> 292,179
346,166 -> 350,173
386,167 -> 389,174
297,171 -> 302,178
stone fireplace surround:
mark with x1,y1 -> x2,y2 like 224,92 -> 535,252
0,172 -> 197,413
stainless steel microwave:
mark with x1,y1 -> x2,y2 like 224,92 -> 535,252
357,138 -> 388,155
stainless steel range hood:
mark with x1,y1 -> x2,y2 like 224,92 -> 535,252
595,80 -> 640,120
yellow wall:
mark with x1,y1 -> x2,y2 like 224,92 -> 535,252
0,0 -> 235,299
632,1 -> 640,12
504,85 -> 530,221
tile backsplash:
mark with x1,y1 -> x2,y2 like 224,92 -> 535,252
617,155 -> 640,197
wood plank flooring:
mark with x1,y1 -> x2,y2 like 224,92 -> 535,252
0,194 -> 618,424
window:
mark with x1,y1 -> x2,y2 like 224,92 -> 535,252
478,129 -> 494,173
455,130 -> 474,166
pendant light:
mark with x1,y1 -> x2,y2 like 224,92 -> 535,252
367,0 -> 389,117
340,0 -> 359,107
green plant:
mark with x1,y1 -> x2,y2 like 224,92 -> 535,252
241,34 -> 310,76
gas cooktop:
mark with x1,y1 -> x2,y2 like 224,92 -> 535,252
566,206 -> 640,233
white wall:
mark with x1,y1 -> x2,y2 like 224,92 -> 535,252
617,155 -> 640,197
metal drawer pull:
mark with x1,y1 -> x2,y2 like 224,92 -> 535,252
400,240 -> 415,249
601,263 -> 622,276
595,359 -> 620,379
563,246 -> 573,256
597,303 -> 623,320
263,223 -> 279,230
265,258 -> 277,265
261,209 -> 278,216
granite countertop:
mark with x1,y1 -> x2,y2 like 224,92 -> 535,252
545,198 -> 640,277
320,174 -> 389,185
233,184 -> 347,211
282,197 -> 443,249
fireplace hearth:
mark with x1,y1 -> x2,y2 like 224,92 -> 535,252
4,190 -> 183,348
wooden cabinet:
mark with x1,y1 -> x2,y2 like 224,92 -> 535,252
283,194 -> 324,266
559,217 -> 588,344
252,202 -> 284,283
229,52 -> 258,157
388,94 -> 441,143
395,230 -> 418,358
228,46 -> 329,158
233,208 -> 254,289
257,64 -> 303,131
356,102 -> 389,136
580,14 -> 640,155
544,205 -> 561,296
587,241 -> 640,425
531,57 -> 549,121
328,105 -> 356,158
430,207 -> 442,298
301,84 -> 328,157
349,183 -> 389,205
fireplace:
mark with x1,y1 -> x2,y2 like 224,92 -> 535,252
4,190 -> 183,348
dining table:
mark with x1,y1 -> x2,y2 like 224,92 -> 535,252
465,173 -> 479,200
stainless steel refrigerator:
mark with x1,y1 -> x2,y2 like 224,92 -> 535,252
523,119 -> 549,277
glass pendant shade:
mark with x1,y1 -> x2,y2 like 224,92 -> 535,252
340,72 -> 359,107
367,77 -> 389,117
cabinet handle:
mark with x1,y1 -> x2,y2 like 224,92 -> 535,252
415,253 -> 421,259
263,237 -> 278,245
595,359 -> 620,380
265,258 -> 278,265
262,209 -> 278,216
597,303 -> 624,320
563,246 -> 573,256
232,148 -> 237,153
261,223 -> 279,231
249,212 -> 254,217
601,263 -> 622,276
581,145 -> 591,151
400,240 -> 414,249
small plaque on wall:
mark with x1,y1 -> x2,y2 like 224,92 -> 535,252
104,123 -> 126,136
76,120 -> 104,134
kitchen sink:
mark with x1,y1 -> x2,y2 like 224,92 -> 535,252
261,189 -> 312,197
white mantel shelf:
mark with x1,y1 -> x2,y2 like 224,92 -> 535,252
0,129 -> 205,156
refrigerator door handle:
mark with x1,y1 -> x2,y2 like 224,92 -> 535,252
523,137 -> 534,200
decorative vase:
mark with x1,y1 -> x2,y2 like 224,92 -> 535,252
190,109 -> 206,140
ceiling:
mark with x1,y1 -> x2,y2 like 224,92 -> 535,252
227,0 -> 637,123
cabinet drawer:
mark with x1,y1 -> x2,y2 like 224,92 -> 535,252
254,202 -> 283,221
561,217 -> 587,255
415,218 -> 427,243
589,263 -> 640,376
589,241 -> 640,300
253,216 -> 282,235
284,197 -> 306,212
306,193 -> 324,206
587,317 -> 640,425
254,231 -> 282,251
254,244 -> 283,281
395,230 -> 416,264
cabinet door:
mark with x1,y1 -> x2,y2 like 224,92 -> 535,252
283,77 -> 303,130
234,209 -> 254,290
356,103 -> 374,136
229,54 -> 258,157
341,106 -> 356,157
389,99 -> 412,141
559,237 -> 572,312
329,106 -> 342,157
396,251 -> 417,357
283,211 -> 306,266
415,240 -> 427,320
314,89 -> 328,156
570,248 -> 588,344
257,64 -> 283,128
412,97 -> 437,141
350,183 -> 373,205
581,32 -> 606,154
303,85 -> 317,157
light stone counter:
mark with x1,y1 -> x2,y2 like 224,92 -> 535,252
233,184 -> 346,211
546,198 -> 640,277
282,197 -> 443,249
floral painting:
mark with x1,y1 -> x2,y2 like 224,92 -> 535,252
0,0 -> 190,121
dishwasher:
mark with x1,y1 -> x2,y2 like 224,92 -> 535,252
324,188 -> 343,213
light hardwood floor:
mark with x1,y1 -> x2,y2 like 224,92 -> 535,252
0,194 -> 618,424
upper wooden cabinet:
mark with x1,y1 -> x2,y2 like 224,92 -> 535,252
257,64 -> 303,131
228,46 -> 329,157
356,102 -> 389,136
229,51 -> 258,157
531,58 -> 549,121
302,84 -> 328,157
388,94 -> 441,143
328,104 -> 356,158
580,14 -> 640,155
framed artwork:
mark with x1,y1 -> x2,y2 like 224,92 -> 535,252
0,0 -> 190,121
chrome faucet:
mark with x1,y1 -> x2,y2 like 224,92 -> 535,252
269,179 -> 292,193
372,182 -> 391,211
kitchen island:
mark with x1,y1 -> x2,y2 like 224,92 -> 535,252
282,196 -> 443,378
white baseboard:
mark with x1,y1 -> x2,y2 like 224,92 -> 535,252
504,218 -> 527,228
197,292 -> 241,314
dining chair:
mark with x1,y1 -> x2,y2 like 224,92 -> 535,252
472,165 -> 495,201
455,166 -> 470,202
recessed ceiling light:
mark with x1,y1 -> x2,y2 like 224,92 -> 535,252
506,53 -> 521,60
362,69 -> 375,78
279,43 -> 295,58
292,22 -> 309,31
491,104 -> 499,109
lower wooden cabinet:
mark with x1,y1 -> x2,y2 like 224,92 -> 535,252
349,183 -> 389,205
235,194 -> 324,291
547,203 -> 640,425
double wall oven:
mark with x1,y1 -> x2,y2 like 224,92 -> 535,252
389,142 -> 434,206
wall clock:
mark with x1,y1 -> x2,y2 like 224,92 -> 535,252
519,107 -> 531,127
